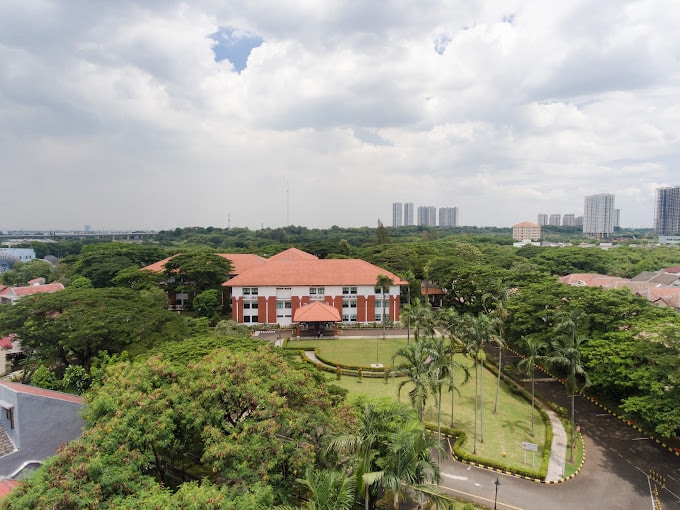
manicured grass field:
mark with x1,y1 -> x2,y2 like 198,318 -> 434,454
290,337 -> 550,475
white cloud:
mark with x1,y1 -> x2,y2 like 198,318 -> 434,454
0,0 -> 678,231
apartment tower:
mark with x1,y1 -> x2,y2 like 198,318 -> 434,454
655,186 -> 680,235
583,193 -> 615,238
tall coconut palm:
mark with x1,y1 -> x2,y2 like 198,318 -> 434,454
517,335 -> 546,437
363,419 -> 442,510
460,313 -> 499,454
545,310 -> 591,463
435,307 -> 469,429
326,400 -> 410,510
402,300 -> 434,344
376,274 -> 394,364
483,282 -> 511,415
424,333 -> 469,461
393,340 -> 431,423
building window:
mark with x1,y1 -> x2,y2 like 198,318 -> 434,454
244,316 -> 251,323
243,287 -> 258,296
243,301 -> 258,310
309,287 -> 325,295
349,314 -> 357,322
342,287 -> 357,295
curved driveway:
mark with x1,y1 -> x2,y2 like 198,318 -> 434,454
439,348 -> 680,510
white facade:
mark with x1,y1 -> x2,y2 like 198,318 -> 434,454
583,193 -> 615,238
417,206 -> 436,226
655,186 -> 680,235
439,207 -> 459,227
404,203 -> 414,226
392,202 -> 403,227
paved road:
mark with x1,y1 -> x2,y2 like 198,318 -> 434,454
454,346 -> 680,509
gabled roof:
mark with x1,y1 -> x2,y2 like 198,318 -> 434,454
268,247 -> 318,262
514,221 -> 540,228
0,283 -> 65,298
293,301 -> 342,322
142,253 -> 267,275
224,258 -> 406,287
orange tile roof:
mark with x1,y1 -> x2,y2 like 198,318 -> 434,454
293,301 -> 342,322
224,258 -> 406,287
514,221 -> 540,227
142,253 -> 266,275
268,247 -> 319,262
1,282 -> 65,297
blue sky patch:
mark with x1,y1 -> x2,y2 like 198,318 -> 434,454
209,27 -> 263,73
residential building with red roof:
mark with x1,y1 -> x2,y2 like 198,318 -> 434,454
223,248 -> 406,327
0,282 -> 65,305
512,221 -> 541,241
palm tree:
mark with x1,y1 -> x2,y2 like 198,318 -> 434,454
363,420 -> 442,510
424,333 -> 469,461
276,468 -> 356,510
460,313 -> 498,454
435,307 -> 470,429
517,336 -> 545,437
376,274 -> 394,363
393,340 -> 431,423
402,300 -> 434,344
326,401 -> 410,510
483,282 -> 511,415
545,310 -> 591,463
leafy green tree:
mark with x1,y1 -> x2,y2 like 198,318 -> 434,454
0,259 -> 55,286
111,265 -> 164,290
193,289 -> 222,322
375,220 -> 390,245
67,243 -> 166,288
69,276 -> 93,288
0,287 -> 187,380
163,251 -> 232,308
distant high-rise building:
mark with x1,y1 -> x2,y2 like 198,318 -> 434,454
575,215 -> 584,226
654,186 -> 680,235
549,214 -> 561,226
537,213 -> 548,226
417,206 -> 436,227
614,208 -> 620,228
583,193 -> 615,238
562,214 -> 575,226
392,203 -> 403,227
404,203 -> 415,226
438,207 -> 458,227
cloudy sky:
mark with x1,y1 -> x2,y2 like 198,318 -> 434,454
1,1 -> 678,231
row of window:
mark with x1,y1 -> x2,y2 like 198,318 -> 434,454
243,287 -> 389,296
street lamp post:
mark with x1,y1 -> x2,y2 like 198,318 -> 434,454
494,478 -> 501,509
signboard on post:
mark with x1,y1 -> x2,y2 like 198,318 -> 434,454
521,442 -> 538,467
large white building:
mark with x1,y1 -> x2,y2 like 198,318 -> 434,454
438,207 -> 458,227
404,203 -> 414,226
655,186 -> 680,235
417,206 -> 437,226
392,202 -> 403,227
512,221 -> 541,241
583,193 -> 615,238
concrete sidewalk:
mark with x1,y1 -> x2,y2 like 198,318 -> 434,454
545,408 -> 568,481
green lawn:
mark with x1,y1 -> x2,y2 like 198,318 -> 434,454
291,338 -> 549,475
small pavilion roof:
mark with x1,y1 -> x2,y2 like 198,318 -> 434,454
293,301 -> 342,323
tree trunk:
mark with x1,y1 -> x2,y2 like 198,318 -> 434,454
494,346 -> 502,414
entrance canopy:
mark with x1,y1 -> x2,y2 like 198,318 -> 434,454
293,301 -> 341,323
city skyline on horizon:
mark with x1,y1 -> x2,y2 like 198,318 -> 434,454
2,2 -> 679,232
